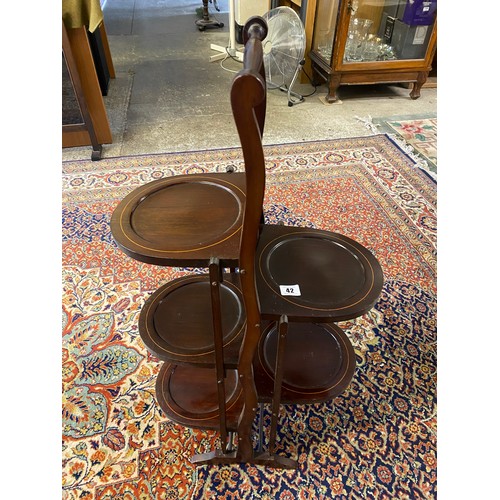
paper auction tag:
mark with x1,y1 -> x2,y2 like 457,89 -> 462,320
279,285 -> 301,296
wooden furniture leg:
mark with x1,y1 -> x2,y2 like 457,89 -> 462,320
254,315 -> 298,468
268,315 -> 288,455
256,402 -> 265,453
326,73 -> 341,103
410,71 -> 427,100
191,258 -> 234,463
63,21 -> 103,160
209,258 -> 229,450
64,26 -> 112,146
98,22 -> 115,79
196,0 -> 224,30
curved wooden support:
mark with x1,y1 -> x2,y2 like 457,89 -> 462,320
410,71 -> 427,100
231,18 -> 268,463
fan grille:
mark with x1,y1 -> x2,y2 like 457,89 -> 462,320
262,7 -> 306,88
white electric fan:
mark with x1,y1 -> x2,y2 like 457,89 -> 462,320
262,6 -> 306,106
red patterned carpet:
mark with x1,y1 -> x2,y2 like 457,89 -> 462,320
62,135 -> 437,499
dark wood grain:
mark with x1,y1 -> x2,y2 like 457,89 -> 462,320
256,224 -> 384,322
230,17 -> 269,463
254,322 -> 356,404
110,172 -> 246,267
139,273 -> 245,367
155,362 -> 243,431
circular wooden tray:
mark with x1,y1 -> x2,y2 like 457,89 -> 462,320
139,273 -> 245,367
256,225 -> 384,321
254,322 -> 356,404
155,362 -> 244,431
110,172 -> 245,267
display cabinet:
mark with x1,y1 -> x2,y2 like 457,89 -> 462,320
309,0 -> 437,102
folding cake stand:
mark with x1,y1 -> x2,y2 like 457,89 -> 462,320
110,17 -> 383,468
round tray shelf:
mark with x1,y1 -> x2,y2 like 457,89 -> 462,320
139,273 -> 245,367
110,172 -> 246,267
256,225 -> 384,322
155,362 -> 244,431
254,322 -> 356,404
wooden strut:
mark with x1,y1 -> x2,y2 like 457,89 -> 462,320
253,315 -> 297,468
268,315 -> 288,454
209,258 -> 229,450
191,258 -> 232,464
192,263 -> 297,467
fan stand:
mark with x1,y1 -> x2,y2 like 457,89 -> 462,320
285,59 -> 305,106
270,59 -> 305,107
209,0 -> 244,62
196,0 -> 224,31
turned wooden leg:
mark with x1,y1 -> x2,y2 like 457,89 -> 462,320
202,0 -> 210,21
195,0 -> 224,30
410,71 -> 427,100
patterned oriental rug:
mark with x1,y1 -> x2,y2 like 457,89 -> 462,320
62,135 -> 437,499
385,118 -> 437,174
358,115 -> 437,179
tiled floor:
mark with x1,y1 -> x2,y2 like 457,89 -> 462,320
62,0 -> 437,160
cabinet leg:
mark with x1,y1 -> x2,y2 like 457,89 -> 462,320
91,144 -> 102,161
410,71 -> 427,100
326,74 -> 341,103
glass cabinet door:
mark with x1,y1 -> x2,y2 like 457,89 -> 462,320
312,0 -> 341,62
312,0 -> 437,64
345,0 -> 436,63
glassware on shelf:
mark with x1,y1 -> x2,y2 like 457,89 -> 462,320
378,43 -> 397,60
361,34 -> 381,61
345,18 -> 373,62
317,31 -> 334,60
